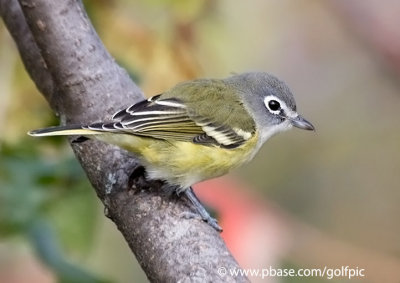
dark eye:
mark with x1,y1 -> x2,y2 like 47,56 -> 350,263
268,100 -> 280,111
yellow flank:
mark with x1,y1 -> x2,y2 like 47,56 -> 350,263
98,132 -> 259,188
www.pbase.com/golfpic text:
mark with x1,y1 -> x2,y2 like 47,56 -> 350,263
217,265 -> 365,280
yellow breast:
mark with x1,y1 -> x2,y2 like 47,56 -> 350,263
99,133 -> 259,188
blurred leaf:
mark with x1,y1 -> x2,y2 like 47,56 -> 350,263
28,218 -> 110,283
46,179 -> 98,256
0,140 -> 98,254
0,139 -> 105,280
0,145 -> 49,236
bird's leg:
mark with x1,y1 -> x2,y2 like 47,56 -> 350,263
182,187 -> 222,232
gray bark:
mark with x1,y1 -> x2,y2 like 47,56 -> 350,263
0,0 -> 248,282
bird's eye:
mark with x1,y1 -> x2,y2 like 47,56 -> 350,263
268,100 -> 280,111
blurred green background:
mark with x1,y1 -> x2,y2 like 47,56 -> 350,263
1,0 -> 400,282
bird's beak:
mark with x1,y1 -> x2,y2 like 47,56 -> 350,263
290,115 -> 315,131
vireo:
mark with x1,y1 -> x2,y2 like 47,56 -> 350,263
29,72 -> 314,231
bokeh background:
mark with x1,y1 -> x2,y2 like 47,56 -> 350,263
1,0 -> 400,282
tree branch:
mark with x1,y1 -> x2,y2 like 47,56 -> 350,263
0,0 -> 247,281
0,0 -> 54,104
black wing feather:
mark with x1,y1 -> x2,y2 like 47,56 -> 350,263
88,94 -> 253,148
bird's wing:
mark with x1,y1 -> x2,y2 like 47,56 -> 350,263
87,82 -> 256,148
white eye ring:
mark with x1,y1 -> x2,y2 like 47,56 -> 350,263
264,96 -> 285,115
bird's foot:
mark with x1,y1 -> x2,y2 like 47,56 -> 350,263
182,187 -> 222,232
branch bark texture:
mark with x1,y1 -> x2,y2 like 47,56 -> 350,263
0,0 -> 247,282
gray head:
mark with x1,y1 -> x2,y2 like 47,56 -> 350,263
225,72 -> 314,143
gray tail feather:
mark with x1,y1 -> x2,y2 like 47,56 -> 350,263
28,125 -> 98,137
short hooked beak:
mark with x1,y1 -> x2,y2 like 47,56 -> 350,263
290,115 -> 315,131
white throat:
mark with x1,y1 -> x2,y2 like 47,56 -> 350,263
260,120 -> 292,144
249,120 -> 292,160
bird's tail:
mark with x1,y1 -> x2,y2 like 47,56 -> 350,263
28,125 -> 100,137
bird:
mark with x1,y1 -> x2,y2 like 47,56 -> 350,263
29,72 -> 314,231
